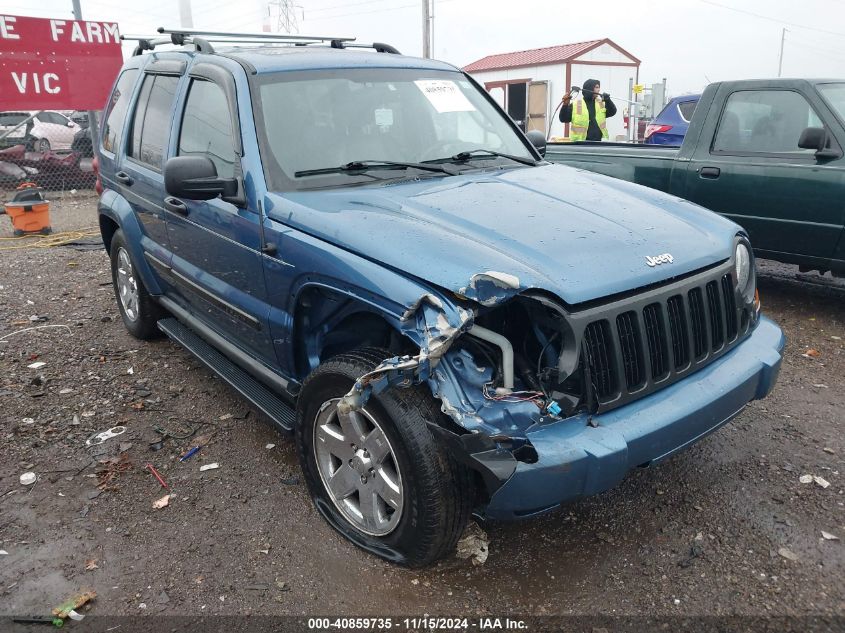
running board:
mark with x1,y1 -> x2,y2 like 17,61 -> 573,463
157,317 -> 296,433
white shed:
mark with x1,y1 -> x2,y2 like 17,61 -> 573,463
463,39 -> 641,141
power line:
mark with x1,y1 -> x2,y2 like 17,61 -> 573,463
700,0 -> 845,38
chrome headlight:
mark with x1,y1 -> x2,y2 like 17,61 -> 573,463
735,243 -> 751,294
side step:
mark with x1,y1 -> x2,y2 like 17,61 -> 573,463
157,317 -> 296,433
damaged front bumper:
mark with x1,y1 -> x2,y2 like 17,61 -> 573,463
467,316 -> 785,520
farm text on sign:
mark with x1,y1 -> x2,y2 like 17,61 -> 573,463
0,14 -> 122,110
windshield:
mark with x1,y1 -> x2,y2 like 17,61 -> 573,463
818,82 -> 845,126
253,68 -> 535,190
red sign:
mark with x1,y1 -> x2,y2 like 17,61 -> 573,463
0,14 -> 122,111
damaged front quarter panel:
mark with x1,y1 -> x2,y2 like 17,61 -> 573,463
337,275 -> 551,501
336,292 -> 474,414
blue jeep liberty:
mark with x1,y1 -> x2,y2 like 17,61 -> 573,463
96,30 -> 785,566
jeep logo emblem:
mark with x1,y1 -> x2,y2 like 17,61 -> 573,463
645,253 -> 674,267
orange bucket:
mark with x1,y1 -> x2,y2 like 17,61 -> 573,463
3,183 -> 51,236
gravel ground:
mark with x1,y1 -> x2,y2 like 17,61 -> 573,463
1,193 -> 843,625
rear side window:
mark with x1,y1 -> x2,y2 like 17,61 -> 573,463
102,69 -> 139,154
178,79 -> 236,179
677,100 -> 697,122
713,90 -> 820,155
128,74 -> 180,170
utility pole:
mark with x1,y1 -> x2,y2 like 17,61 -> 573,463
179,0 -> 194,28
777,27 -> 786,77
71,0 -> 100,159
422,0 -> 431,58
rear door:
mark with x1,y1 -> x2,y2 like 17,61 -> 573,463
164,64 -> 275,366
683,87 -> 845,267
116,61 -> 183,266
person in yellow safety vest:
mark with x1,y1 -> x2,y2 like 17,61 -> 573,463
559,79 -> 617,141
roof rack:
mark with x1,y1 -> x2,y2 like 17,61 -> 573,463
123,28 -> 399,57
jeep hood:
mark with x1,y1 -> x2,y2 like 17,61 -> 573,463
265,163 -> 740,306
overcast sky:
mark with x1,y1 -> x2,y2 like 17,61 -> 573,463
3,0 -> 844,95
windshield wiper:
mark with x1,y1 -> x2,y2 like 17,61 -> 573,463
295,159 -> 458,178
428,149 -> 539,166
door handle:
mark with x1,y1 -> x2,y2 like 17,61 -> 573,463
164,196 -> 189,216
699,166 -> 721,179
261,242 -> 278,256
115,171 -> 133,186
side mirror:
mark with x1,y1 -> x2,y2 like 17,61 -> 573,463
67,120 -> 75,127
526,129 -> 546,157
798,126 -> 840,159
164,155 -> 238,201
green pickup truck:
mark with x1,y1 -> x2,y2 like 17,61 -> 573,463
546,79 -> 845,276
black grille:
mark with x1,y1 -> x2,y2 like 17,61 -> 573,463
643,303 -> 669,379
616,311 -> 644,389
688,288 -> 707,359
721,273 -> 738,341
706,281 -> 724,351
584,320 -> 616,399
581,267 -> 745,407
667,295 -> 690,369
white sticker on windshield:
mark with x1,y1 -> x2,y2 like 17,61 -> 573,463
415,80 -> 475,113
374,108 -> 394,127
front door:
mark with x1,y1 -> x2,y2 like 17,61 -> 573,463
683,88 -> 845,268
164,74 -> 275,366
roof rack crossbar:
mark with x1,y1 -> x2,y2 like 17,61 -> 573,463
344,42 -> 401,54
157,26 -> 355,44
123,34 -> 215,56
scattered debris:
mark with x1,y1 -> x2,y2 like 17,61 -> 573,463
799,474 -> 830,487
27,361 -> 46,369
152,494 -> 171,509
95,454 -> 132,490
812,384 -> 829,389
52,590 -> 96,622
87,490 -> 102,500
265,443 -> 276,450
199,463 -> 219,472
85,426 -> 126,447
145,464 -> 168,489
456,523 -> 490,566
821,531 -> 840,541
411,579 -> 419,586
219,413 -> 233,421
823,447 -> 835,455
179,446 -> 201,462
802,349 -> 821,358
778,547 -> 799,561
0,550 -> 8,555
21,417 -> 35,425
59,388 -> 73,394
85,559 -> 98,571
127,367 -> 134,375
19,472 -> 37,486
280,476 -> 299,486
156,591 -> 170,604
275,579 -> 289,591
814,476 -> 831,489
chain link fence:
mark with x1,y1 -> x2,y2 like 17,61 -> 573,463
0,110 -> 101,239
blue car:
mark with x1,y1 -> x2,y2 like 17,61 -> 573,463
645,94 -> 701,145
97,31 -> 782,567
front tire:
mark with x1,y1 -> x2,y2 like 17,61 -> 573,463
109,229 -> 165,339
296,348 -> 472,567
36,138 -> 50,152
